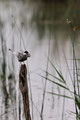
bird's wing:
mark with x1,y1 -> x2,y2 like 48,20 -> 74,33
17,52 -> 27,61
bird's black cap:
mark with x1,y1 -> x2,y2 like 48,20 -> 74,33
24,51 -> 28,54
24,51 -> 31,57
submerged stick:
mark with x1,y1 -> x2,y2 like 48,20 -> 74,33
19,64 -> 31,120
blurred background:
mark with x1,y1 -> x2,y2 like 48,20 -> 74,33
0,0 -> 80,120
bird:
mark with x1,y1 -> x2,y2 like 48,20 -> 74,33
9,49 -> 31,62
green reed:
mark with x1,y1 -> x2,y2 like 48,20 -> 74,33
39,20 -> 80,120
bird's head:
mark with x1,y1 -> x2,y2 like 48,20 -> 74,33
24,51 -> 31,57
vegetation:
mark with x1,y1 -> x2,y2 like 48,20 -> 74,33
0,0 -> 80,120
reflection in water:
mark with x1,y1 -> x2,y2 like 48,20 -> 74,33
0,1 -> 80,120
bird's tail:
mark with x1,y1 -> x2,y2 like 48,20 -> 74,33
9,48 -> 12,51
8,49 -> 17,55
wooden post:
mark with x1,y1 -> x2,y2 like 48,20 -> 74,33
19,64 -> 31,120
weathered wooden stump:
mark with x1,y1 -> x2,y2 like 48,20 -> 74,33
19,64 -> 31,120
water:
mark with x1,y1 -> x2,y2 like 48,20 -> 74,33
0,1 -> 80,120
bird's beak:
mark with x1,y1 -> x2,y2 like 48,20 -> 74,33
28,52 -> 31,57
